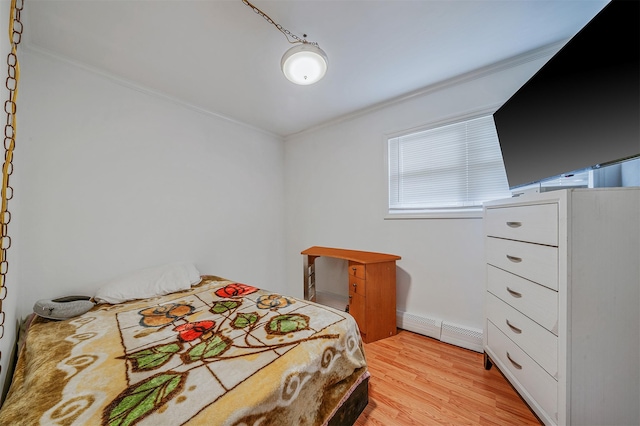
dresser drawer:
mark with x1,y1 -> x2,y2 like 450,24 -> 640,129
487,265 -> 558,335
348,261 -> 366,279
487,321 -> 558,422
486,237 -> 558,291
486,293 -> 557,378
349,275 -> 366,297
485,203 -> 558,246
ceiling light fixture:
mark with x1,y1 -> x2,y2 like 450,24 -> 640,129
242,0 -> 328,85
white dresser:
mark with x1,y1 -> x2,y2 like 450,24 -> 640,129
483,188 -> 639,426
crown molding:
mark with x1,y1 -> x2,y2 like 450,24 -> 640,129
285,40 -> 565,141
22,43 -> 282,140
22,38 -> 566,142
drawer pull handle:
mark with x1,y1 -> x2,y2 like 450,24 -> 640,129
506,221 -> 522,228
352,283 -> 357,289
506,287 -> 522,298
506,352 -> 523,370
506,254 -> 522,263
506,320 -> 522,334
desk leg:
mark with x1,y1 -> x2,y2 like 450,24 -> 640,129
303,255 -> 317,302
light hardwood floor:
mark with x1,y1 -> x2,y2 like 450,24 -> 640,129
355,330 -> 542,425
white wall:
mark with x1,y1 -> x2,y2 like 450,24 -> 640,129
0,0 -> 22,397
284,53 -> 555,332
14,51 -> 287,318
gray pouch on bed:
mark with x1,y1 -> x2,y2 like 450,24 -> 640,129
33,296 -> 95,320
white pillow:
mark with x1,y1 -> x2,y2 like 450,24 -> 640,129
94,262 -> 201,304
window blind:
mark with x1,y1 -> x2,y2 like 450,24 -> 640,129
388,115 -> 511,212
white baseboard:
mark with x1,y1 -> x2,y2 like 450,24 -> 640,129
396,310 -> 483,353
396,311 -> 442,340
440,321 -> 483,352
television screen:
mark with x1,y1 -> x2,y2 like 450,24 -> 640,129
493,0 -> 639,189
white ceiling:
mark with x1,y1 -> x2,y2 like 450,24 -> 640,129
22,0 -> 609,137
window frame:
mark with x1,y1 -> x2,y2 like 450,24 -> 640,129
383,107 -> 510,220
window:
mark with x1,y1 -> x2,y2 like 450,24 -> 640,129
388,115 -> 511,215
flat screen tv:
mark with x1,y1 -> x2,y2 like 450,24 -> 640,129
493,0 -> 639,190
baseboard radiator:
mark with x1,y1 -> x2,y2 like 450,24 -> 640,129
396,311 -> 483,353
314,292 -> 484,353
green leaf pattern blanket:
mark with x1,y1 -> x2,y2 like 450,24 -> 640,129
0,276 -> 368,425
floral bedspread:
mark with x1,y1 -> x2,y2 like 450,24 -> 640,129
0,276 -> 368,425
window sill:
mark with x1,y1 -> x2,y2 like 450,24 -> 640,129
385,209 -> 483,220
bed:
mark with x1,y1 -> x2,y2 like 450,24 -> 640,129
0,273 -> 369,425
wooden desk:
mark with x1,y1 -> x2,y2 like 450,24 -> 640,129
301,246 -> 401,343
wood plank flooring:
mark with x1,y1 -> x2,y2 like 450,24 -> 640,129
355,329 -> 542,425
